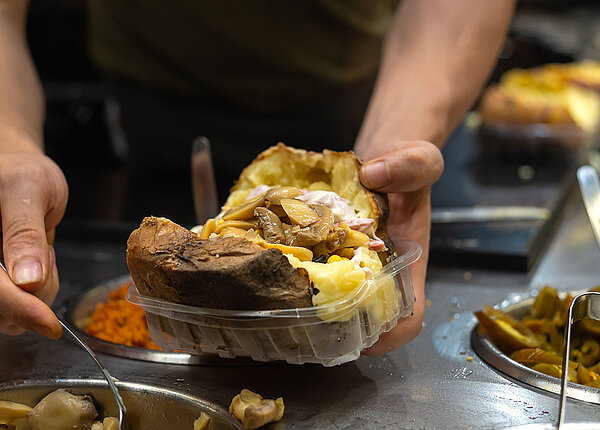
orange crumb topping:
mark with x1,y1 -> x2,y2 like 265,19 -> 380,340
85,282 -> 160,350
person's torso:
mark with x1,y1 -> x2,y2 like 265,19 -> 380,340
88,0 -> 396,111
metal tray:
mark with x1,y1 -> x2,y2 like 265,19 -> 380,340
471,292 -> 600,404
65,275 -> 253,366
0,378 -> 241,429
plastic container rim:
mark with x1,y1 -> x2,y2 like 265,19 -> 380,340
127,239 -> 421,320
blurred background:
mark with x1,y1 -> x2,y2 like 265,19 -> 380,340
27,0 -> 600,269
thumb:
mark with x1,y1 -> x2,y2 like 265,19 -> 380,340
359,140 -> 444,194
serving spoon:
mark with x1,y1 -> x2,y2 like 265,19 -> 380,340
0,261 -> 128,430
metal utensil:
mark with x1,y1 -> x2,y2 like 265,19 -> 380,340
0,261 -> 128,430
57,318 -> 129,430
431,206 -> 551,224
557,291 -> 600,429
577,165 -> 600,249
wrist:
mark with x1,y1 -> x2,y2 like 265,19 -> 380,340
354,88 -> 451,162
0,124 -> 44,154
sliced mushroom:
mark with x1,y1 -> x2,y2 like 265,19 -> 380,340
313,226 -> 349,257
229,389 -> 284,430
254,207 -> 286,244
264,202 -> 287,218
223,193 -> 267,220
28,389 -> 98,430
280,198 -> 319,227
0,401 -> 32,422
101,417 -> 118,430
265,186 -> 303,205
194,412 -> 211,430
199,218 -> 217,239
285,204 -> 334,248
214,219 -> 258,235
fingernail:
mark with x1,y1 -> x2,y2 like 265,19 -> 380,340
362,161 -> 390,188
13,259 -> 42,285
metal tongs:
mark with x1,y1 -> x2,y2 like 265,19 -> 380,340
0,261 -> 128,430
556,291 -> 600,429
554,166 -> 600,429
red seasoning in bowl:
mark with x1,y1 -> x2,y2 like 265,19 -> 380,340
85,282 -> 160,350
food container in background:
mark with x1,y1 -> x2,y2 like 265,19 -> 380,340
473,121 -> 598,161
127,240 -> 420,367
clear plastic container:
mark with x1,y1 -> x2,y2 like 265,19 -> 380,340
127,240 -> 421,366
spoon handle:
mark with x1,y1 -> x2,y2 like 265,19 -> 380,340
57,316 -> 128,430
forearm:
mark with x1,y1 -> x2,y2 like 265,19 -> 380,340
0,0 -> 44,154
355,0 -> 515,157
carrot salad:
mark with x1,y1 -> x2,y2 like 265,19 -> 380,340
85,282 -> 160,350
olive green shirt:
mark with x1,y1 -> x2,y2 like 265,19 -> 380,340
88,1 -> 396,112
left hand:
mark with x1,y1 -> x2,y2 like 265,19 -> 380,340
356,140 -> 444,355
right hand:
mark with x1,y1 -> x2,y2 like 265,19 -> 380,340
0,152 -> 68,339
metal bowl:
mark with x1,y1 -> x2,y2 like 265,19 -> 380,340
0,379 -> 242,429
66,275 -> 252,366
471,293 -> 600,404
502,424 -> 600,430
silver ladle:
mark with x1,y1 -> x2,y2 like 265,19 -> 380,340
0,261 -> 128,430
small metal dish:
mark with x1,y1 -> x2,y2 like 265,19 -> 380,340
0,378 -> 241,429
65,275 -> 251,366
471,293 -> 600,404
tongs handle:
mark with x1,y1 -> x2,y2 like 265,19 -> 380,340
557,291 -> 600,429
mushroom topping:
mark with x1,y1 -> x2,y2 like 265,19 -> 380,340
28,389 -> 98,430
193,412 -> 211,430
223,193 -> 267,220
0,400 -> 31,429
313,226 -> 349,257
280,198 -> 319,227
264,186 -> 303,205
0,401 -> 31,423
214,219 -> 258,235
254,207 -> 286,244
285,204 -> 334,248
229,389 -> 284,430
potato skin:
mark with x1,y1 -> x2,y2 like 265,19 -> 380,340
126,217 -> 313,310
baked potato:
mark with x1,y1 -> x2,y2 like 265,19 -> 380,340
126,143 -> 394,311
477,63 -> 600,132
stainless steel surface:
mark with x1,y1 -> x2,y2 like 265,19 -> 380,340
66,274 -> 248,366
577,165 -> 600,249
2,185 -> 600,429
0,379 -> 241,429
470,294 -> 600,405
431,206 -> 551,223
57,318 -> 129,430
558,292 -> 600,428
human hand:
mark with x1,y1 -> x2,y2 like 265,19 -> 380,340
0,152 -> 68,339
356,140 -> 444,355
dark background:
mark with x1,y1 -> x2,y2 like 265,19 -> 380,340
25,0 -> 600,232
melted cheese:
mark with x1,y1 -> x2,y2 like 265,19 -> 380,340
286,247 -> 383,307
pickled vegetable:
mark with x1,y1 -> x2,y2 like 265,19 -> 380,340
475,285 -> 600,389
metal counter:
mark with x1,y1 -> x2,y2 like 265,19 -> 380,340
1,189 -> 599,429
